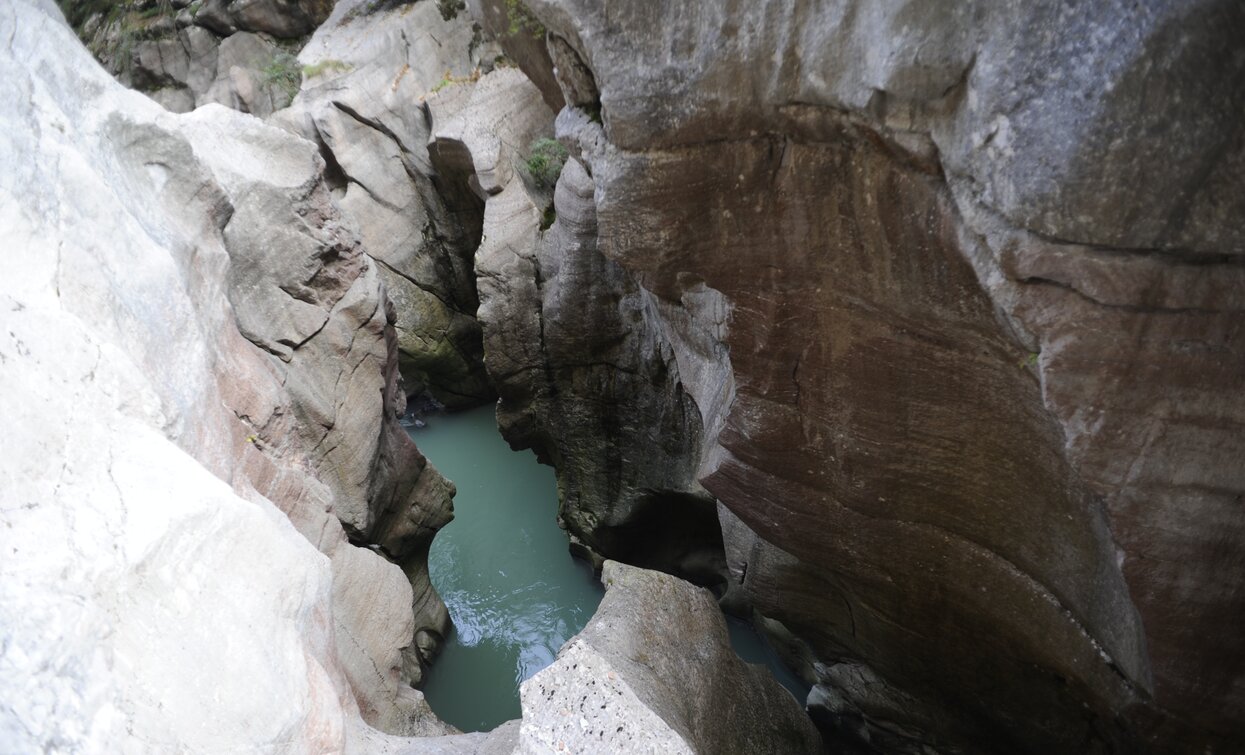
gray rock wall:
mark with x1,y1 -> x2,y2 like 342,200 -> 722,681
273,0 -> 499,409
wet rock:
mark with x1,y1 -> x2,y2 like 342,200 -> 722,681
518,561 -> 822,754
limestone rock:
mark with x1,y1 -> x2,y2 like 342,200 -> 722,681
1,0 -> 453,744
464,0 -> 565,112
518,562 -> 822,754
507,1 -> 1245,751
429,61 -> 729,588
198,30 -> 294,117
274,0 -> 496,408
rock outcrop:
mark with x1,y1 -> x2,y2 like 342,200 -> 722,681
272,0 -> 498,409
62,0 -> 320,117
1,0 -> 453,744
14,0 -> 1244,751
481,0 -> 1245,752
518,561 -> 822,754
407,12 -> 731,590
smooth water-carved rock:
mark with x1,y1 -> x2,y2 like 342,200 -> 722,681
273,0 -> 496,408
424,56 -> 729,587
503,0 -> 1245,751
1,0 -> 453,743
518,561 -> 822,754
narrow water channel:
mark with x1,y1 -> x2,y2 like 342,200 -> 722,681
408,405 -> 811,732
408,406 -> 603,732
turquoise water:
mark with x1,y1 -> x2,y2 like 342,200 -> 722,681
408,405 -> 811,732
408,406 -> 603,732
725,615 -> 812,703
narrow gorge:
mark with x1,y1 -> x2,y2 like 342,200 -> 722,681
1,0 -> 1242,753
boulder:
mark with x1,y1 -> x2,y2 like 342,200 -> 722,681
199,31 -> 295,117
227,0 -> 333,38
518,561 -> 822,754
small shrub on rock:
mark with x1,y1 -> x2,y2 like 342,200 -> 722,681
262,51 -> 302,102
525,138 -> 568,189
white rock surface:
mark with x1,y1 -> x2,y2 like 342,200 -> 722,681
0,0 -> 449,748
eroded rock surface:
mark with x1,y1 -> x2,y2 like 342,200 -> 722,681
518,561 -> 821,754
64,0 -> 315,117
273,0 -> 498,409
419,43 -> 729,589
1,0 -> 453,744
493,0 -> 1245,752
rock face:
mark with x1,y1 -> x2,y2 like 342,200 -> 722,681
272,0 -> 498,409
1,0 -> 454,744
485,0 -> 1245,752
518,561 -> 822,754
415,24 -> 729,589
62,0 -> 315,117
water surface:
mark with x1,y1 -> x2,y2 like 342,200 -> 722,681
408,406 -> 603,732
408,405 -> 811,732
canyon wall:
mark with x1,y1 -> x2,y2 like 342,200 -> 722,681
17,0 -> 1244,752
274,0 -> 499,410
483,0 -> 1245,752
0,0 -> 455,743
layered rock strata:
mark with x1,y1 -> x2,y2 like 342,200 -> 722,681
1,0 -> 453,743
486,0 -> 1245,752
410,4 -> 732,590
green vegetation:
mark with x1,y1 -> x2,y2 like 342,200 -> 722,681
540,205 -> 557,231
57,0 -> 119,29
59,0 -> 179,78
301,59 -> 352,78
262,51 -> 302,102
135,1 -> 172,20
505,0 -> 545,39
524,137 -> 568,189
436,0 -> 466,21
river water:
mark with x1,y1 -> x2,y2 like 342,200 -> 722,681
407,405 -> 810,733
409,406 -> 603,731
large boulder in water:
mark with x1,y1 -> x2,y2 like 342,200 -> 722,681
518,561 -> 822,754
